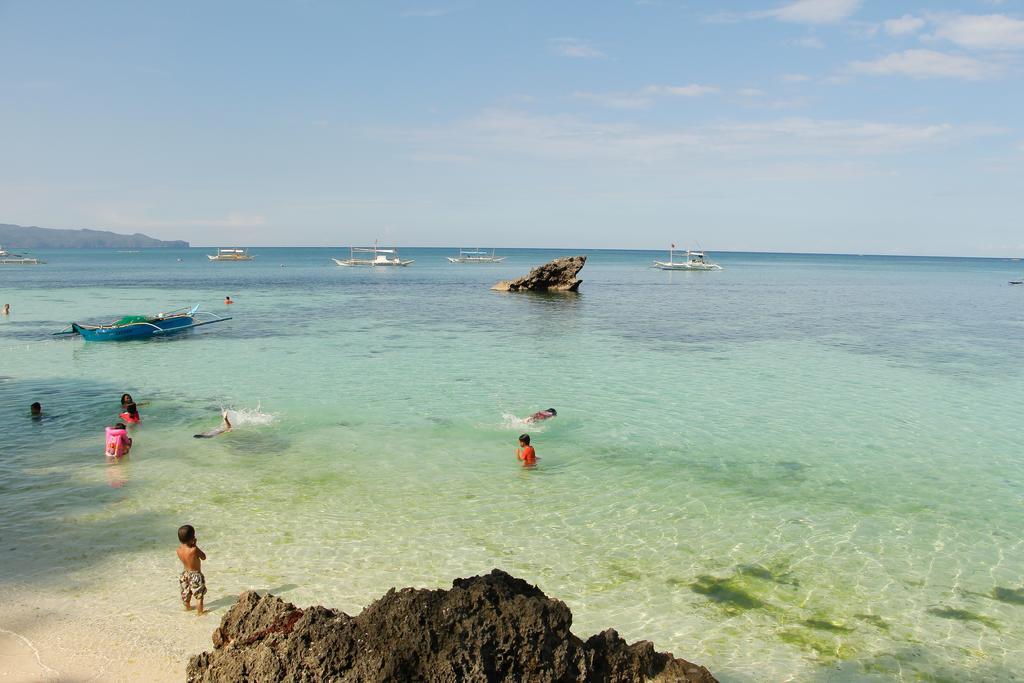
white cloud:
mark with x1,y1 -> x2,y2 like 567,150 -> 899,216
883,14 -> 925,35
99,211 -> 267,230
849,49 -> 997,80
400,8 -> 455,17
573,91 -> 654,110
395,109 -> 971,166
707,0 -> 860,25
574,84 -> 718,109
409,152 -> 473,163
767,0 -> 862,24
781,73 -> 812,82
793,35 -> 826,48
928,13 -> 1024,50
647,84 -> 719,97
550,38 -> 605,59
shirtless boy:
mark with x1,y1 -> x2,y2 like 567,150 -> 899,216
177,524 -> 207,615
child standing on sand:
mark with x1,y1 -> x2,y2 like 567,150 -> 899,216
177,524 -> 207,615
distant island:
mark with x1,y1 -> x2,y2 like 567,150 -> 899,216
0,222 -> 188,249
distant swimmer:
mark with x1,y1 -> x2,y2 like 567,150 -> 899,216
30,401 -> 42,418
2,303 -> 9,315
194,411 -> 232,438
516,433 -> 537,467
525,408 -> 557,423
224,296 -> 234,305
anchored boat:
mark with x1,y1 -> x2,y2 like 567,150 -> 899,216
54,305 -> 232,341
0,246 -> 45,265
447,248 -> 506,264
652,244 -> 722,271
208,248 -> 254,261
332,244 -> 413,267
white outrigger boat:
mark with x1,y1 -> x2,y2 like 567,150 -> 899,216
208,248 -> 254,261
447,248 -> 505,264
0,246 -> 45,265
332,245 -> 413,267
652,245 -> 722,271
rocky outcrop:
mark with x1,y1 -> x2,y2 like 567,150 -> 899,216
186,569 -> 716,682
492,255 -> 586,292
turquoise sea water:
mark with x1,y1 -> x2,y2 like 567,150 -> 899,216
2,248 -> 1023,680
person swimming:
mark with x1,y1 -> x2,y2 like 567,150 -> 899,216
194,411 -> 232,438
224,296 -> 234,305
120,403 -> 141,424
525,408 -> 557,423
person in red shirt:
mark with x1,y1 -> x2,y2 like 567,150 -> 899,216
516,434 -> 536,466
120,402 -> 141,424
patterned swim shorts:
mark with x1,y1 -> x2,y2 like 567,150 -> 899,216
179,570 -> 207,603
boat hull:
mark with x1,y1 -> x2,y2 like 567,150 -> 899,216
72,315 -> 197,341
653,261 -> 722,271
333,258 -> 414,266
0,257 -> 45,265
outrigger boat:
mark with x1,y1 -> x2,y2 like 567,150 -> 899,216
0,245 -> 45,265
447,248 -> 506,264
54,305 -> 231,342
332,244 -> 413,267
653,244 -> 722,271
208,248 -> 254,261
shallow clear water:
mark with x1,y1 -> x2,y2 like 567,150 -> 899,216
2,248 -> 1023,680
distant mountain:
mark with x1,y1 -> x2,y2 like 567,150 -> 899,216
0,223 -> 189,249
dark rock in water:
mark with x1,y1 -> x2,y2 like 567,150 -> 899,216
186,568 -> 716,682
493,255 -> 587,292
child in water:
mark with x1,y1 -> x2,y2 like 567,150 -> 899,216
105,423 -> 132,459
526,408 -> 557,423
516,434 -> 537,466
177,524 -> 207,615
120,402 -> 141,424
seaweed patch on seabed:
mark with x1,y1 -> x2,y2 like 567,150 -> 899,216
854,613 -> 890,630
778,628 -> 857,661
737,562 -> 800,587
685,575 -> 768,612
925,607 -> 999,629
992,586 -> 1024,605
802,618 -> 854,633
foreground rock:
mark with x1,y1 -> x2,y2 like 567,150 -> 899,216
187,569 -> 716,682
492,255 -> 586,292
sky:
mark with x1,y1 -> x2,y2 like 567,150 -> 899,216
0,0 -> 1022,255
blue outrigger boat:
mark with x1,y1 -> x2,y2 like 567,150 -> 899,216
54,305 -> 231,341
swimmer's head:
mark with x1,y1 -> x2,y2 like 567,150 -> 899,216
30,402 -> 42,415
519,434 -> 530,446
114,422 -> 127,430
547,408 -> 557,415
121,393 -> 133,405
178,524 -> 196,544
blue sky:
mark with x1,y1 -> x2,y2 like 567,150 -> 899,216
1,0 -> 1022,254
